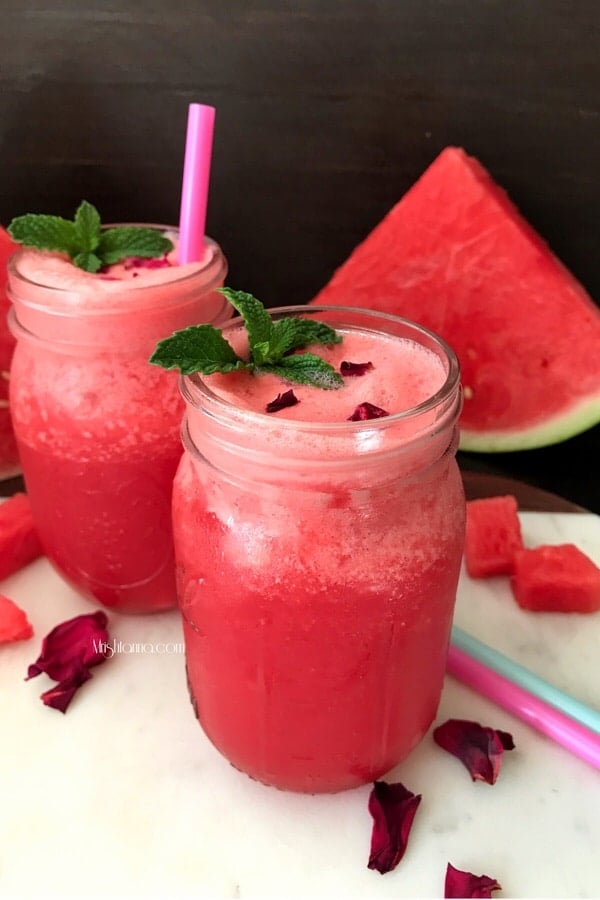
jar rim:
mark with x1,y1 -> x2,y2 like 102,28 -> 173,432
8,226 -> 226,316
182,304 -> 461,433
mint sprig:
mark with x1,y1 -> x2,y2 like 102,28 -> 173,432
150,287 -> 344,391
8,201 -> 173,273
148,324 -> 248,376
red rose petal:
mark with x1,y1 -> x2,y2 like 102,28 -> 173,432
265,389 -> 300,413
26,611 -> 109,712
40,667 -> 93,714
495,729 -> 516,752
433,719 -> 515,784
26,611 -> 108,682
367,780 -> 422,874
340,360 -> 374,376
445,863 -> 502,898
348,402 -> 389,421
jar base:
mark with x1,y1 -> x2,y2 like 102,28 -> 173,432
185,668 -> 427,794
45,554 -> 177,615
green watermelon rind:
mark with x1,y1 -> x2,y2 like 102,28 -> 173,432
460,392 -> 600,452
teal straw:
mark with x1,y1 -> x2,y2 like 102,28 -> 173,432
450,626 -> 600,735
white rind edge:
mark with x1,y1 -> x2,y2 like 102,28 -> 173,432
459,393 -> 600,453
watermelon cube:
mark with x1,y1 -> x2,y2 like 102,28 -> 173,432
0,493 -> 43,580
464,495 -> 523,577
511,544 -> 600,613
0,592 -> 33,643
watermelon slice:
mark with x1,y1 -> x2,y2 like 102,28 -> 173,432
311,147 -> 600,451
0,493 -> 43,580
0,225 -> 20,479
511,544 -> 600,613
464,495 -> 523,577
0,592 -> 33,643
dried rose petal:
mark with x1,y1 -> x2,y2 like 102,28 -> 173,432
348,402 -> 389,421
367,780 -> 422,874
40,666 -> 93,713
340,360 -> 374,376
26,611 -> 109,713
266,389 -> 300,413
433,719 -> 515,784
26,611 -> 108,681
445,863 -> 502,898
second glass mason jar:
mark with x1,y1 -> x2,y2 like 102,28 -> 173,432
173,306 -> 466,793
8,228 -> 228,614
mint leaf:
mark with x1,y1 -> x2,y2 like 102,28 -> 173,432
149,324 -> 248,376
251,341 -> 272,367
150,287 -> 345,390
8,214 -> 77,254
97,227 -> 172,265
268,317 -> 342,359
74,201 -> 101,252
261,353 -> 344,389
218,288 -> 273,349
8,202 -> 174,272
72,251 -> 102,273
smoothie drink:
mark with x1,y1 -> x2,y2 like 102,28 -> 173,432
173,306 -> 465,792
8,230 -> 228,613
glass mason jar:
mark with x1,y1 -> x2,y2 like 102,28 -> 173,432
173,306 -> 465,793
0,228 -> 20,479
8,228 -> 228,614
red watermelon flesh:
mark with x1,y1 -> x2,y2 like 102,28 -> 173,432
311,147 -> 600,451
465,495 -> 523,578
511,544 -> 600,613
0,226 -> 20,478
0,492 -> 43,580
0,592 -> 33,643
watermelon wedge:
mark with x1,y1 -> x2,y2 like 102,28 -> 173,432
311,147 -> 600,451
0,592 -> 33,643
0,225 -> 20,478
0,492 -> 43,580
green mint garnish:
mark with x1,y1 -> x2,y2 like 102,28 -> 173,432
150,287 -> 344,391
148,324 -> 249,376
8,201 -> 173,273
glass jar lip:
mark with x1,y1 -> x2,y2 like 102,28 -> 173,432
182,304 -> 461,432
7,225 -> 225,311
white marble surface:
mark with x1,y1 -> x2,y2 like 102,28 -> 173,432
0,512 -> 599,899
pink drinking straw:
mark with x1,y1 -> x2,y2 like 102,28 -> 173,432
178,103 -> 215,264
447,645 -> 600,771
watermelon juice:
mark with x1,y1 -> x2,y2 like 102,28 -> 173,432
7,230 -> 228,613
173,306 -> 465,792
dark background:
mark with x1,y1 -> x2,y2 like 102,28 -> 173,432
1,1 -> 598,511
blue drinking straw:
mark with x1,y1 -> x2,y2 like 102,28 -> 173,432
450,626 -> 600,735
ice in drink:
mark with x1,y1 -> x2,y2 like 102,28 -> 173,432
173,307 -> 465,792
